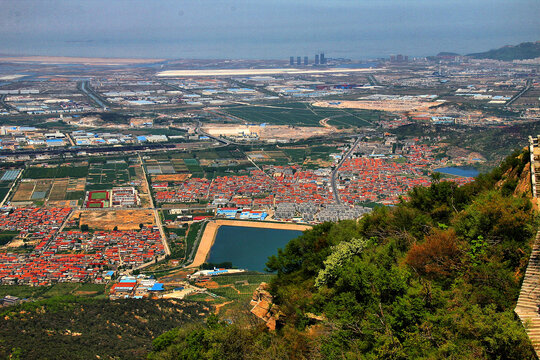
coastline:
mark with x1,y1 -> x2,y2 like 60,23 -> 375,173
188,220 -> 312,268
157,68 -> 379,77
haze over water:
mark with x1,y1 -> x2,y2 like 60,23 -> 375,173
1,0 -> 539,60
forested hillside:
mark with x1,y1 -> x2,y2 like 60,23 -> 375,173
149,149 -> 538,359
0,297 -> 209,360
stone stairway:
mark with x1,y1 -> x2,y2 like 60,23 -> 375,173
516,231 -> 540,357
535,166 -> 540,195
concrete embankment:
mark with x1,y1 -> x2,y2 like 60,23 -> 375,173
189,220 -> 312,268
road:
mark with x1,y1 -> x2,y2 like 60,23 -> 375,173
194,120 -> 233,146
81,206 -> 214,212
66,133 -> 75,146
138,153 -> 171,256
39,208 -> 74,253
367,74 -> 381,86
0,94 -> 17,112
79,80 -> 108,110
506,79 -> 532,107
330,136 -> 361,204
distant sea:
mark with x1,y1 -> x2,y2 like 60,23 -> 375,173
2,35 -> 538,61
2,0 -> 539,61
0,38 -> 528,61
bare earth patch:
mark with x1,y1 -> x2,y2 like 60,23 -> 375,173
77,210 -> 155,231
313,100 -> 443,113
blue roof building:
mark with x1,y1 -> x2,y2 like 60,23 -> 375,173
150,283 -> 164,291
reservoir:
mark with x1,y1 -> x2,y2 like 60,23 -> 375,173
434,166 -> 479,178
207,225 -> 304,272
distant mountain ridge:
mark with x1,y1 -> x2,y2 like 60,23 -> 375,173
467,41 -> 540,61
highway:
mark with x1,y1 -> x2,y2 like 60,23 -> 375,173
506,79 -> 532,107
0,94 -> 17,112
367,74 -> 381,86
330,136 -> 361,204
79,80 -> 108,109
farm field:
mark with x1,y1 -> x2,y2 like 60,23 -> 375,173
171,158 -> 188,173
0,185 -> 11,204
11,178 -> 86,205
11,182 -> 34,202
145,158 -> 177,175
193,148 -> 245,160
221,102 -> 377,128
279,145 -> 340,164
185,273 -> 275,307
24,166 -> 88,179
183,158 -> 204,177
246,150 -> 290,165
185,221 -> 204,260
0,170 -> 20,203
317,108 -> 381,128
0,172 -> 18,203
0,169 -> 21,181
76,209 -> 155,230
86,161 -> 131,191
48,179 -> 69,201
143,148 -> 247,180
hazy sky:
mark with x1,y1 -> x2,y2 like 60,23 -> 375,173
1,0 -> 539,59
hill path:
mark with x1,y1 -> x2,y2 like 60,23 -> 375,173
516,231 -> 540,356
516,137 -> 540,356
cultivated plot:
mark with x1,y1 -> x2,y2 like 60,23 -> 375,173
221,102 -> 377,128
11,178 -> 86,205
86,161 -> 131,191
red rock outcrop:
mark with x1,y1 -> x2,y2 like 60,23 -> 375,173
250,282 -> 282,330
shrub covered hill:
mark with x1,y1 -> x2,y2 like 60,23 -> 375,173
0,297 -> 210,360
467,41 -> 540,61
149,148 -> 539,360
